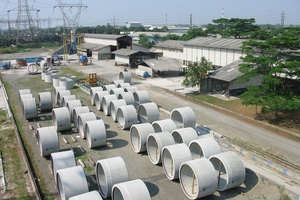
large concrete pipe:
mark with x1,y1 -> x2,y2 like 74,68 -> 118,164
124,86 -> 138,93
171,107 -> 196,128
52,76 -> 60,87
162,143 -> 192,180
27,63 -> 39,74
59,78 -> 74,90
57,90 -> 71,106
69,75 -> 77,83
118,92 -> 135,105
117,105 -> 138,130
95,91 -> 109,111
44,72 -> 54,83
110,99 -> 127,122
78,112 -> 97,139
117,82 -> 130,89
66,100 -> 82,121
96,156 -> 129,198
171,127 -> 199,146
152,119 -> 177,133
41,71 -> 47,80
20,94 -> 33,114
37,126 -> 59,157
38,92 -> 53,112
103,84 -> 116,93
137,102 -> 160,124
19,89 -> 31,99
52,107 -> 71,132
53,86 -> 66,104
133,90 -> 150,108
112,179 -> 151,200
209,151 -> 246,191
179,158 -> 218,199
147,132 -> 175,165
119,71 -> 131,83
90,87 -> 103,106
51,150 -> 76,186
73,106 -> 90,130
61,94 -> 76,107
85,119 -> 106,148
129,123 -> 155,153
110,88 -> 124,98
189,137 -> 221,159
69,191 -> 103,200
56,166 -> 89,200
102,94 -> 118,116
113,80 -> 124,87
22,98 -> 38,120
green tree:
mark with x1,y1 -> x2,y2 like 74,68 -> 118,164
181,28 -> 207,41
138,34 -> 153,48
183,57 -> 212,93
238,27 -> 300,120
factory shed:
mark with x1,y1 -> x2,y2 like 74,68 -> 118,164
154,40 -> 185,60
112,48 -> 152,68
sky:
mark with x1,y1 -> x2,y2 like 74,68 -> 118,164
0,0 -> 299,29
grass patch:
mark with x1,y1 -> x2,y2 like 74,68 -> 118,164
57,66 -> 86,80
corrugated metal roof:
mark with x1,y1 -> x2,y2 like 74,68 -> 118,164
81,43 -> 108,50
143,58 -> 183,71
185,37 -> 247,50
84,33 -> 125,40
111,48 -> 139,56
154,40 -> 184,50
209,60 -> 243,82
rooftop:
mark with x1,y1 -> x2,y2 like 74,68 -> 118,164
185,37 -> 247,50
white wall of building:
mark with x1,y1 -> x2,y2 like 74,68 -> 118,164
155,47 -> 184,61
85,38 -> 117,46
115,55 -> 129,65
92,46 -> 111,60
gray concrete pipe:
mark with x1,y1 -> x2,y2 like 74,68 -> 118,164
69,75 -> 77,83
40,60 -> 52,71
41,71 -> 46,80
112,179 -> 151,200
129,123 -> 155,153
57,90 -> 71,106
117,105 -> 138,130
102,94 -> 118,116
137,102 -> 160,123
19,89 -> 31,100
113,80 -> 124,87
90,87 -> 103,106
96,156 -> 129,198
44,72 -> 54,83
69,190 -> 103,200
124,86 -> 138,93
209,151 -> 246,191
61,94 -> 76,107
51,150 -> 76,186
147,132 -> 175,165
85,119 -> 106,148
189,137 -> 221,159
56,166 -> 89,200
171,127 -> 199,146
22,98 -> 38,120
103,84 -> 116,93
110,88 -> 124,98
78,112 -> 97,139
53,86 -> 66,105
118,92 -> 135,105
171,107 -> 196,128
20,94 -> 33,114
133,90 -> 150,108
72,106 -> 90,130
66,100 -> 82,121
38,91 -> 53,112
117,82 -> 131,89
110,99 -> 127,122
179,158 -> 218,199
152,119 -> 177,133
59,78 -> 74,90
27,63 -> 39,74
52,107 -> 71,132
119,71 -> 132,83
95,91 -> 109,111
37,126 -> 59,157
52,77 -> 60,87
162,143 -> 192,180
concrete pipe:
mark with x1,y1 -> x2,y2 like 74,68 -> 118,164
124,86 -> 138,93
57,90 -> 71,106
162,143 -> 192,180
56,166 -> 89,200
52,107 -> 71,132
19,89 -> 31,100
66,100 -> 82,121
37,126 -> 59,157
117,82 -> 130,89
73,106 -> 90,130
103,84 -> 116,93
137,102 -> 160,124
110,88 -> 124,98
147,132 -> 175,165
61,94 -> 76,107
85,119 -> 106,148
118,92 -> 135,105
69,190 -> 103,200
27,63 -> 39,74
152,119 -> 177,133
96,156 -> 129,198
52,77 -> 60,87
189,137 -> 221,159
113,80 -> 124,87
38,92 -> 53,112
44,72 -> 54,83
90,87 -> 103,106
110,99 -> 127,122
78,112 -> 97,139
70,75 -> 77,83
22,98 -> 38,120
179,158 -> 218,199
51,150 -> 76,185
60,78 -> 74,90
209,151 -> 246,191
102,94 -> 118,116
119,71 -> 131,83
112,179 -> 151,200
117,105 -> 138,130
133,90 -> 150,108
129,123 -> 155,153
20,94 -> 33,114
95,91 -> 109,111
53,86 -> 66,105
171,107 -> 196,128
40,60 -> 52,71
171,127 -> 199,146
41,71 -> 47,80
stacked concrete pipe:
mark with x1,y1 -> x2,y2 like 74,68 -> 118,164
189,137 -> 221,159
85,119 -> 107,148
66,100 -> 82,121
52,107 -> 71,132
44,72 -> 54,83
119,71 -> 131,83
110,99 -> 127,122
133,90 -> 150,108
103,84 -> 116,93
19,89 -> 31,100
59,78 -> 74,90
52,76 -> 60,87
171,107 -> 196,128
102,94 -> 118,116
113,80 -> 124,87
22,98 -> 38,120
171,127 -> 199,146
129,123 -> 155,153
90,87 -> 103,106
117,105 -> 138,129
110,88 -> 124,98
118,92 -> 135,105
94,91 -> 109,111
78,112 -> 97,139
57,90 -> 71,106
112,179 -> 151,200
37,126 -> 59,157
117,82 -> 130,89
38,91 -> 53,112
69,190 -> 103,200
72,106 -> 90,130
53,86 -> 66,105
152,119 -> 177,133
124,86 -> 138,93
61,94 -> 76,107
137,102 -> 160,123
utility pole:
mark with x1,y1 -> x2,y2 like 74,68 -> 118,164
222,7 -> 224,18
165,13 -> 168,27
281,11 -> 285,27
190,13 -> 192,28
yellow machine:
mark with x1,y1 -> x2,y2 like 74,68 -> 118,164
86,73 -> 98,86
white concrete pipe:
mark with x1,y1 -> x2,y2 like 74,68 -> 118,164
117,105 -> 138,130
209,151 -> 246,191
19,89 -> 31,99
129,123 -> 155,153
40,60 -> 52,71
37,126 -> 59,157
137,102 -> 160,123
110,88 -> 124,98
95,91 -> 109,111
147,132 -> 175,165
113,80 -> 124,87
73,106 -> 90,130
103,84 -> 116,93
118,92 -> 135,105
57,90 -> 71,106
44,72 -> 54,83
85,119 -> 106,148
189,137 -> 221,159
70,75 -> 77,83
78,112 -> 97,139
112,179 -> 151,200
56,166 -> 89,200
52,77 -> 60,87
119,71 -> 131,83
90,87 -> 103,106
52,107 -> 71,132
27,63 -> 39,74
133,90 -> 150,108
51,150 -> 76,185
117,82 -> 130,89
96,156 -> 129,198
66,100 -> 82,121
124,86 -> 138,93
162,143 -> 192,180
152,119 -> 177,133
53,86 -> 66,105
61,94 -> 76,107
20,94 -> 33,114
171,107 -> 196,128
102,94 -> 118,116
179,158 -> 218,199
171,127 -> 199,146
38,92 -> 53,112
41,71 -> 47,80
22,98 -> 38,120
110,99 -> 127,122
69,190 -> 103,200
59,78 -> 74,90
